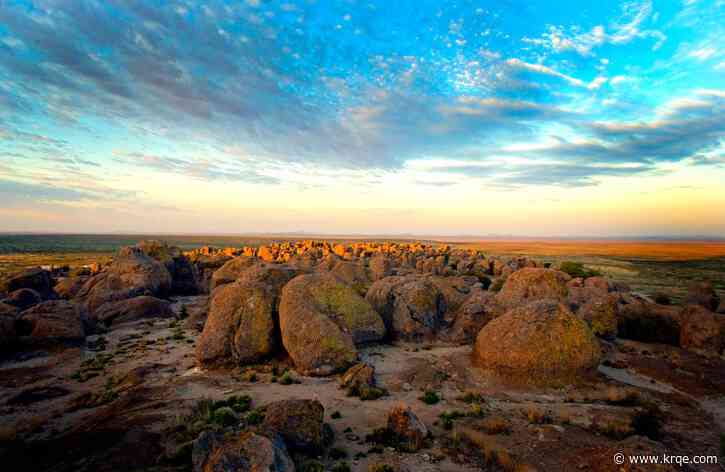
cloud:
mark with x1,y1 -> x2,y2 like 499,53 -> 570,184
523,1 -> 665,56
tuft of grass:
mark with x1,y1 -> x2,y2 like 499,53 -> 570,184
419,391 -> 441,405
559,261 -> 601,279
368,465 -> 395,472
480,416 -> 510,435
458,428 -> 518,471
439,410 -> 467,430
300,460 -> 324,472
279,371 -> 300,385
331,462 -> 351,472
458,391 -> 485,404
179,305 -> 189,319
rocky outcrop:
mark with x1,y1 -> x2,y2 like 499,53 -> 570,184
617,295 -> 681,346
192,431 -> 294,472
4,288 -> 42,310
76,246 -> 172,315
54,276 -> 88,300
17,300 -> 85,343
387,404 -> 428,452
209,256 -> 258,290
0,268 -> 55,299
94,296 -> 173,327
440,290 -> 502,344
680,304 -> 724,356
365,275 -> 445,341
279,273 -> 385,376
473,300 -> 601,384
262,399 -> 325,452
196,265 -> 296,367
685,281 -> 720,312
568,287 -> 619,338
495,268 -> 570,308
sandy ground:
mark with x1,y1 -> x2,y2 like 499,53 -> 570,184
1,296 -> 724,471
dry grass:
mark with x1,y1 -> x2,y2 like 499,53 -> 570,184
524,405 -> 551,425
451,239 -> 725,261
458,427 -> 519,471
479,416 -> 511,434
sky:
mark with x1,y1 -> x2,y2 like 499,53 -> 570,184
0,0 -> 724,237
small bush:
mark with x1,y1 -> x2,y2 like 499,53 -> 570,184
359,386 -> 387,401
179,305 -> 189,319
631,405 -> 663,440
331,411 -> 342,419
279,372 -> 298,385
300,460 -> 324,472
245,409 -> 265,425
331,462 -> 351,472
458,391 -> 485,404
480,416 -> 510,435
439,410 -> 466,430
559,261 -> 601,279
368,465 -> 395,472
329,447 -> 348,460
420,391 -> 441,405
211,406 -> 237,426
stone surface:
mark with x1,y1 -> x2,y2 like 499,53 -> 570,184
279,273 -> 385,375
262,399 -> 325,452
192,431 -> 295,472
387,404 -> 428,452
473,300 -> 601,384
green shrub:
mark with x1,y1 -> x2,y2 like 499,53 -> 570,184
331,462 -> 351,472
329,447 -> 348,460
245,409 -> 265,425
419,391 -> 440,405
559,261 -> 601,279
331,411 -> 342,419
211,406 -> 237,426
179,305 -> 189,319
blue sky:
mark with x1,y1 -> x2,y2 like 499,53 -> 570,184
0,0 -> 724,236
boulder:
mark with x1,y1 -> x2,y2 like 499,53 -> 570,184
76,246 -> 172,314
279,273 -> 385,376
0,268 -> 54,299
387,404 -> 428,452
329,260 -> 372,295
4,288 -> 42,310
473,300 -> 601,384
685,281 -> 720,312
495,268 -> 570,308
369,254 -> 393,281
94,296 -> 173,326
440,290 -> 502,344
568,287 -> 618,338
17,300 -> 84,343
365,276 -> 445,341
680,305 -> 724,356
197,265 -> 296,367
0,313 -> 17,350
191,253 -> 233,294
262,399 -> 325,452
339,362 -> 376,394
617,295 -> 681,346
209,256 -> 258,290
0,302 -> 18,316
583,276 -> 611,293
54,276 -> 88,300
192,431 -> 294,472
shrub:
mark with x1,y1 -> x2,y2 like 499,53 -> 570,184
420,391 -> 441,405
331,411 -> 342,419
300,461 -> 324,472
279,372 -> 298,385
245,409 -> 265,425
331,462 -> 351,472
211,406 -> 237,426
439,410 -> 466,430
559,261 -> 601,279
525,405 -> 551,425
179,305 -> 189,319
480,416 -> 510,434
359,386 -> 387,401
329,447 -> 348,460
368,465 -> 395,472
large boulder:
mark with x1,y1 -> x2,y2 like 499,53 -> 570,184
473,300 -> 601,385
17,300 -> 85,343
568,287 -> 619,338
387,404 -> 428,452
680,305 -> 724,356
94,296 -> 173,327
0,268 -> 54,299
3,288 -> 42,310
76,246 -> 172,314
54,276 -> 88,300
328,260 -> 372,295
209,256 -> 258,290
495,268 -> 570,308
136,240 -> 200,295
279,273 -> 385,376
192,431 -> 294,472
262,399 -> 325,452
369,254 -> 393,281
440,290 -> 502,344
197,265 -> 296,367
617,295 -> 681,346
685,281 -> 720,312
365,275 -> 445,341
191,253 -> 233,294
0,313 -> 17,350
